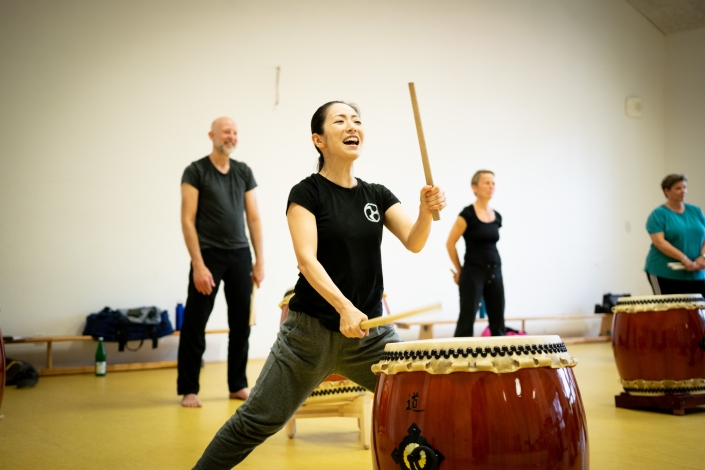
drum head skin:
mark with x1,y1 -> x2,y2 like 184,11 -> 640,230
373,335 -> 577,376
612,293 -> 705,313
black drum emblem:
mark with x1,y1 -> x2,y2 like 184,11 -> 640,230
391,423 -> 444,470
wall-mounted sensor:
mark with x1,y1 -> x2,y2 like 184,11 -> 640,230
625,96 -> 643,118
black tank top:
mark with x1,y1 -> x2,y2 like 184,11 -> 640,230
459,205 -> 502,267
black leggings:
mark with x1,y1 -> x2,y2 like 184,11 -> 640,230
455,263 -> 506,337
646,273 -> 705,296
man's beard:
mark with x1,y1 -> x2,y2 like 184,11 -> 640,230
218,143 -> 235,155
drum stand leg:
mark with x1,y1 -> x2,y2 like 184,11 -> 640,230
282,394 -> 372,448
285,419 -> 296,438
359,394 -> 372,449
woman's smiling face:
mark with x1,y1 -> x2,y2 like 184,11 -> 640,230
313,102 -> 364,160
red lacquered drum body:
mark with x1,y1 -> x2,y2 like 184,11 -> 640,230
0,327 -> 6,413
371,336 -> 588,470
612,294 -> 705,395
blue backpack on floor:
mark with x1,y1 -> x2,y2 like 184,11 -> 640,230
82,307 -> 174,351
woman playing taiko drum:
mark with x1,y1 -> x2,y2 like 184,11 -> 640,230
193,101 -> 446,469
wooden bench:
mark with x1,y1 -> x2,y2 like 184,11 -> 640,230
4,329 -> 230,376
395,314 -> 613,343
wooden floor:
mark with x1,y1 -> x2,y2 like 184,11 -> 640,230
1,342 -> 705,469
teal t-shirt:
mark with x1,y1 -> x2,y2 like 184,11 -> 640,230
644,203 -> 705,280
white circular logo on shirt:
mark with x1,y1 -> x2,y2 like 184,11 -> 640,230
364,203 -> 380,222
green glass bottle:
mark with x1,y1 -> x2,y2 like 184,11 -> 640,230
95,337 -> 107,376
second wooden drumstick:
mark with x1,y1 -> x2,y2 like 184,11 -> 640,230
408,82 -> 440,221
359,303 -> 442,329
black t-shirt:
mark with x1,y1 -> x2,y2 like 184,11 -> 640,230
286,173 -> 400,332
460,205 -> 502,266
182,156 -> 257,250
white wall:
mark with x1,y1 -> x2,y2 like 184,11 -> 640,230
665,27 -> 705,207
0,0 -> 668,368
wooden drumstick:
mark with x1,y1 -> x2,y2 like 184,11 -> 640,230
408,82 -> 440,221
359,303 -> 442,329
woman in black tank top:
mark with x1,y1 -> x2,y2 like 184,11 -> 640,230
446,170 -> 506,337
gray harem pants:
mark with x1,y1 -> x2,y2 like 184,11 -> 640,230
193,310 -> 401,469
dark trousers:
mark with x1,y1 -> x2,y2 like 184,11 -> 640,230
455,263 -> 506,337
646,272 -> 705,296
177,247 -> 252,395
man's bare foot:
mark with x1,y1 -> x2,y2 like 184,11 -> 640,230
229,388 -> 250,400
181,393 -> 202,407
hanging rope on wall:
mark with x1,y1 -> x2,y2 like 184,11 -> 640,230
274,66 -> 280,109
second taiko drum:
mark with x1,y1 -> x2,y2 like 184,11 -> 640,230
371,336 -> 588,470
612,293 -> 705,396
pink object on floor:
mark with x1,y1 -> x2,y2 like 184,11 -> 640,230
481,326 -> 526,336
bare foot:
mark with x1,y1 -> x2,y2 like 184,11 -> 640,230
181,393 -> 202,407
229,388 -> 250,400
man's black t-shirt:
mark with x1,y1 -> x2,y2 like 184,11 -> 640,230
460,204 -> 502,267
182,156 -> 257,251
286,173 -> 400,332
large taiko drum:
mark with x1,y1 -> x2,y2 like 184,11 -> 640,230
612,293 -> 705,396
278,288 -> 368,405
371,336 -> 588,470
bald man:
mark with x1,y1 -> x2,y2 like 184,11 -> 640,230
177,117 -> 264,407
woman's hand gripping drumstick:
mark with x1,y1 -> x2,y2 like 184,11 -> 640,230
409,82 -> 441,222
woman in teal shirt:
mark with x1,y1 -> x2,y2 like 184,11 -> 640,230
645,174 -> 705,295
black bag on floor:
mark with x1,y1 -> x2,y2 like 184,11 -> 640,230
5,358 -> 39,388
82,307 -> 174,351
594,293 -> 631,313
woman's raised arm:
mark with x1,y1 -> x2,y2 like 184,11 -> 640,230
384,185 -> 446,253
